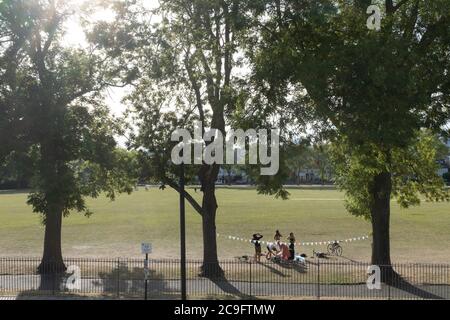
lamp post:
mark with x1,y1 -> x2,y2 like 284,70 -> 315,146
180,161 -> 187,300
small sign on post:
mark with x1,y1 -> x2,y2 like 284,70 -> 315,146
141,243 -> 152,254
141,242 -> 152,300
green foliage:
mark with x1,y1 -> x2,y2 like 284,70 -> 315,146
443,172 -> 450,185
330,130 -> 449,220
25,100 -> 139,217
283,141 -> 333,184
93,0 -> 291,199
0,0 -> 139,222
253,0 -> 450,219
0,150 -> 35,189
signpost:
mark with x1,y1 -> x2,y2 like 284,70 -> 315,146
180,162 -> 187,300
141,243 -> 152,255
141,243 -> 152,300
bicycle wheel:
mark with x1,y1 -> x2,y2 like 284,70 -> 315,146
327,243 -> 334,254
335,245 -> 343,256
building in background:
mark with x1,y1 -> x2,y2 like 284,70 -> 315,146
437,138 -> 450,185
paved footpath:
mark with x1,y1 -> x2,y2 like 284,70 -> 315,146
1,276 -> 449,300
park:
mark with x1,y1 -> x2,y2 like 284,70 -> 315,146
1,0 -> 449,302
0,187 -> 449,263
0,187 -> 449,299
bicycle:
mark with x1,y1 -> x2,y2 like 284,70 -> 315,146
327,241 -> 343,256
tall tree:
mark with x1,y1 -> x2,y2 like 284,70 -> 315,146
284,143 -> 312,185
97,0 -> 244,277
96,0 -> 291,277
0,0 -> 138,273
254,0 -> 450,279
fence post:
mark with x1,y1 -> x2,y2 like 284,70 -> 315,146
52,272 -> 56,296
388,280 -> 391,300
317,259 -> 321,300
116,258 -> 120,298
144,254 -> 148,301
52,260 -> 57,296
249,261 -> 252,298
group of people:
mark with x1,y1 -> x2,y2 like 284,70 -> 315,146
251,230 -> 296,262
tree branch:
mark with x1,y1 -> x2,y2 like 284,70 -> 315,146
199,49 -> 217,108
223,1 -> 232,89
165,178 -> 204,217
184,49 -> 206,130
403,0 -> 419,40
393,0 -> 411,11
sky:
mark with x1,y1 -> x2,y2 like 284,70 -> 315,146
63,0 -> 160,118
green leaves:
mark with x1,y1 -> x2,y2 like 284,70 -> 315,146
1,0 -> 139,221
330,130 -> 449,220
391,131 -> 449,208
253,0 -> 450,221
26,101 -> 139,219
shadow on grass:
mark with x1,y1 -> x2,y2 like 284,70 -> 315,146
272,260 -> 308,274
257,262 -> 287,278
302,257 -> 332,267
339,256 -> 365,264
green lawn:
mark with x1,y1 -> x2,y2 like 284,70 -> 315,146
0,187 -> 449,263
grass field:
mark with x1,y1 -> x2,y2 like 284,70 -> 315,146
0,187 -> 449,263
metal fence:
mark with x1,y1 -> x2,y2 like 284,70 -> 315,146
0,257 -> 449,300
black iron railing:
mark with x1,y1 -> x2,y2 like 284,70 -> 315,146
0,257 -> 448,300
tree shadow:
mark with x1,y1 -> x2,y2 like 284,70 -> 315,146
387,272 -> 445,300
14,276 -> 64,299
17,272 -> 77,299
93,262 -> 177,299
339,256 -> 364,264
210,275 -> 257,300
257,262 -> 288,277
16,262 -> 176,300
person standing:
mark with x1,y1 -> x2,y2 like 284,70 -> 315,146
287,233 -> 296,260
251,233 -> 263,262
274,230 -> 282,242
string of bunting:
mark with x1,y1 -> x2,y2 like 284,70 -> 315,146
216,233 -> 370,247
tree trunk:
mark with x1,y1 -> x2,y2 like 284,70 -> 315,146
197,104 -> 225,277
199,180 -> 224,278
370,172 -> 397,282
37,138 -> 66,275
38,205 -> 66,274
